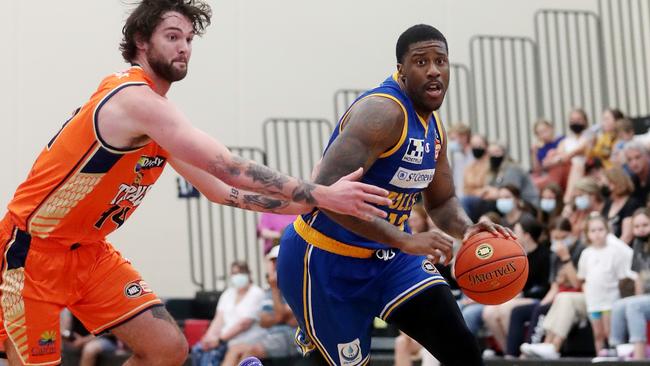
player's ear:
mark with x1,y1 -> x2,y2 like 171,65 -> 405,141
134,33 -> 148,52
396,63 -> 405,82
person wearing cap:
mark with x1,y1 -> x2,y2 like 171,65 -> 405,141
562,177 -> 606,240
221,245 -> 299,366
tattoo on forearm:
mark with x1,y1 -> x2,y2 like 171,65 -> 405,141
291,183 -> 317,205
244,163 -> 289,191
243,194 -> 288,210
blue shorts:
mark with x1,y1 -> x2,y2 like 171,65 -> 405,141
277,224 -> 447,365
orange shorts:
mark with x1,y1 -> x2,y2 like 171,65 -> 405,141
0,218 -> 162,365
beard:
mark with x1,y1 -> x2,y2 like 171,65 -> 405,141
146,47 -> 188,83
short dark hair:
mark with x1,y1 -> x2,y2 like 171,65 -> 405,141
396,24 -> 448,63
518,214 -> 544,243
120,0 -> 212,63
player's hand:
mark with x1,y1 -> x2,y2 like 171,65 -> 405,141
399,230 -> 454,265
463,221 -> 515,242
316,168 -> 391,221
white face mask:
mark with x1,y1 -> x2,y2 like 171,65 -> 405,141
230,273 -> 249,289
496,198 -> 515,214
448,140 -> 462,153
574,195 -> 591,210
540,198 -> 556,213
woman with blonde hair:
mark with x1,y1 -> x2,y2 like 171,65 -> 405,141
601,166 -> 641,243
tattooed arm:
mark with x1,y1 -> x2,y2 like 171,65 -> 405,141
109,86 -> 390,220
170,158 -> 310,214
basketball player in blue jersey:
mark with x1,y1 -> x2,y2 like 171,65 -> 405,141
277,25 -> 514,366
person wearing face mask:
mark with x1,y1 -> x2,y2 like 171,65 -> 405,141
485,143 -> 539,207
447,123 -> 474,199
495,185 -> 536,229
554,108 -> 594,203
538,183 -> 564,227
563,177 -> 605,240
462,134 -> 490,197
192,261 -> 265,366
601,166 -> 640,244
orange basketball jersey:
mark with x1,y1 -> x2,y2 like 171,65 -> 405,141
6,66 -> 169,246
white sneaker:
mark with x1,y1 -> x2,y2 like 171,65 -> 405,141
519,343 -> 560,359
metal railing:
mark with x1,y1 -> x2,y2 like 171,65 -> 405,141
178,147 -> 268,291
534,9 -> 608,130
470,35 -> 543,168
263,118 -> 333,179
598,0 -> 650,117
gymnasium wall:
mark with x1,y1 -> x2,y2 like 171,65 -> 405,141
0,0 -> 598,297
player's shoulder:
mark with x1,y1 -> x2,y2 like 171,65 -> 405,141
348,93 -> 405,125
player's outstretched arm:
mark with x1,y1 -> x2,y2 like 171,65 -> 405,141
170,158 -> 310,214
117,87 -> 390,221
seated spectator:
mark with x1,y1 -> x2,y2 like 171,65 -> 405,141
508,218 -> 584,357
601,166 -> 640,243
612,118 -> 635,165
588,108 -> 624,169
623,141 -> 650,204
482,215 -> 550,355
463,134 -> 490,198
496,185 -> 536,229
192,261 -> 265,366
258,213 -> 296,255
554,108 -> 593,203
521,214 -> 632,358
531,119 -> 567,190
562,177 -> 605,239
221,246 -> 299,365
448,123 -> 474,199
609,208 -> 650,360
538,183 -> 564,228
61,310 -> 121,366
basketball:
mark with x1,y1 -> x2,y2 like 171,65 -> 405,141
454,231 -> 529,305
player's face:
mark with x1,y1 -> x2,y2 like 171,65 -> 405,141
398,40 -> 449,114
146,11 -> 194,82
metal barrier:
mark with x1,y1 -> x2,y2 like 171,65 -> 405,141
263,118 -> 333,179
177,146 -> 268,292
470,35 -> 543,168
534,9 -> 608,130
332,64 -> 476,126
598,0 -> 650,117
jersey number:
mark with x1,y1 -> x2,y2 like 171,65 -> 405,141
94,205 -> 131,230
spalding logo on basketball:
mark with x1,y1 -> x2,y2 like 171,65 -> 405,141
454,232 -> 529,305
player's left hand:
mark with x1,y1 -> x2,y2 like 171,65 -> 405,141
463,221 -> 515,242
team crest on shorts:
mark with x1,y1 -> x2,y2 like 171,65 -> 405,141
421,259 -> 439,274
31,330 -> 57,356
124,280 -> 153,298
337,338 -> 362,365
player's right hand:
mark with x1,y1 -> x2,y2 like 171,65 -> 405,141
316,168 -> 392,221
399,230 -> 454,265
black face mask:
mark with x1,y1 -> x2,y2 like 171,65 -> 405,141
600,185 -> 611,198
635,234 -> 650,242
472,148 -> 486,159
490,156 -> 504,171
569,123 -> 586,134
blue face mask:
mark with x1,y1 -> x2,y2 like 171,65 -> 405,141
448,140 -> 462,153
574,195 -> 591,211
496,198 -> 515,214
230,273 -> 249,289
540,198 -> 556,213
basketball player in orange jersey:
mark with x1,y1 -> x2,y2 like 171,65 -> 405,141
0,1 -> 393,365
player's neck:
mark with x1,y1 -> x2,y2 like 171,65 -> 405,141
133,59 -> 172,96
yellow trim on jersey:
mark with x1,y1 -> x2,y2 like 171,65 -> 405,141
433,111 -> 445,144
302,246 -> 336,366
293,217 -> 374,258
416,113 -> 429,136
380,278 -> 447,320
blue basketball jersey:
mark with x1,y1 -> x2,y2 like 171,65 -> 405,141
305,73 -> 445,250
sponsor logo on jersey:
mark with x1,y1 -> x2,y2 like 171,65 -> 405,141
434,137 -> 442,160
135,155 -> 166,173
402,138 -> 425,164
389,167 -> 435,189
337,338 -> 362,365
